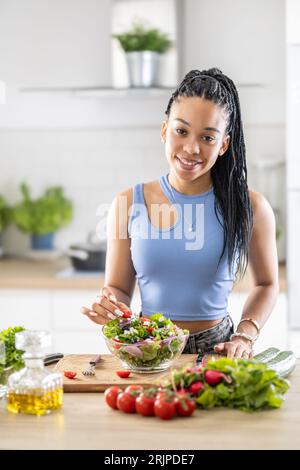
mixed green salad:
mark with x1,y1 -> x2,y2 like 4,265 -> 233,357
103,313 -> 189,369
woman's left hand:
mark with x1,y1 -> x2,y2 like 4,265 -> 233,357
213,337 -> 254,359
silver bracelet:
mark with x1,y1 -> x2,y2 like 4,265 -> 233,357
230,332 -> 257,346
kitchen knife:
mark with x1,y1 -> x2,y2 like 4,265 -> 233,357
44,353 -> 64,365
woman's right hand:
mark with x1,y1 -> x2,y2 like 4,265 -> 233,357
80,286 -> 132,325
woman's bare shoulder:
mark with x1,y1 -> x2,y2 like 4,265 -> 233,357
116,187 -> 133,205
248,188 -> 275,222
114,180 -> 162,210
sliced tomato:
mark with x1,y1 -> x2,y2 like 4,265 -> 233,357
64,370 -> 77,379
113,338 -> 124,350
122,311 -> 132,319
117,305 -> 132,318
116,370 -> 131,378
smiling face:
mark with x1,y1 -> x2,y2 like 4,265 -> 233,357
161,96 -> 230,192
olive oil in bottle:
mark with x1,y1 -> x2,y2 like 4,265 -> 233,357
7,331 -> 63,416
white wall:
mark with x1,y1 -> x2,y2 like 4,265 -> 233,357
183,0 -> 285,122
0,0 -> 112,87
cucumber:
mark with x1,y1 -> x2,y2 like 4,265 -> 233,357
265,351 -> 297,378
253,347 -> 280,363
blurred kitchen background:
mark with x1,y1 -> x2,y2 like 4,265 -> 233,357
0,0 -> 299,355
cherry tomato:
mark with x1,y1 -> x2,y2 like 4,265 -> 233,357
117,391 -> 136,413
175,395 -> 196,417
125,385 -> 143,394
64,370 -> 77,379
155,389 -> 175,401
154,396 -> 176,420
155,391 -> 166,400
118,305 -> 132,318
136,393 -> 156,416
122,312 -> 132,319
116,370 -> 131,378
104,386 -> 122,410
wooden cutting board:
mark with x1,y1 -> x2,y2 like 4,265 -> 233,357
54,354 -> 198,392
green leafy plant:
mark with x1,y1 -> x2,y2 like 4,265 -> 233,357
276,225 -> 282,241
113,21 -> 172,53
0,195 -> 12,232
0,326 -> 25,373
13,183 -> 73,235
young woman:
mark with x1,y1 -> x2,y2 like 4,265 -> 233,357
81,68 -> 279,361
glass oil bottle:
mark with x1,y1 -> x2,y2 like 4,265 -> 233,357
7,330 -> 63,415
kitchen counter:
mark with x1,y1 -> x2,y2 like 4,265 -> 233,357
0,257 -> 287,292
0,362 -> 299,450
0,256 -> 105,290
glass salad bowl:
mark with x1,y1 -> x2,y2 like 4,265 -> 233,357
102,313 -> 189,373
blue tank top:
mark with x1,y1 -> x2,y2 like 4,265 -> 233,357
128,174 -> 238,321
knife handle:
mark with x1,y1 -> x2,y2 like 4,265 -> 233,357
44,353 -> 64,365
89,354 -> 102,365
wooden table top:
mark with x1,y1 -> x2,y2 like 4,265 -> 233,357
0,361 -> 299,450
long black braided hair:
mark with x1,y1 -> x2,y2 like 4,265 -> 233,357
165,68 -> 253,280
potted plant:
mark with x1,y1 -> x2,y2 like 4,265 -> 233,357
13,183 -> 73,250
0,195 -> 12,257
113,20 -> 172,88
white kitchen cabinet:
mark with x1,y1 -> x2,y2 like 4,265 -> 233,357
51,289 -> 104,354
52,290 -> 98,331
0,289 -> 51,330
0,288 -> 104,353
0,287 -> 139,354
53,332 -> 110,355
